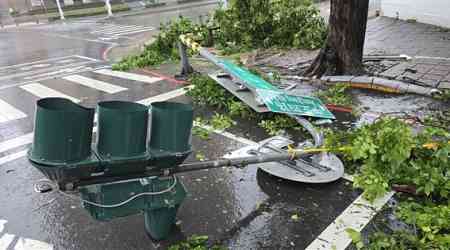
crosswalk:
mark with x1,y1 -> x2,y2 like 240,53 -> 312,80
90,24 -> 154,39
0,69 -> 164,124
20,83 -> 81,103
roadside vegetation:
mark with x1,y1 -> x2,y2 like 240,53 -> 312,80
325,118 -> 449,249
113,0 -> 326,70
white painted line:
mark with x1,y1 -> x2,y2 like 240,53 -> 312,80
91,25 -> 138,33
0,55 -> 79,71
95,26 -> 145,34
63,75 -> 127,94
20,83 -> 80,103
0,99 -> 27,123
0,219 -> 6,233
0,133 -> 33,154
0,234 -> 15,250
0,150 -> 28,165
40,33 -> 117,46
138,87 -> 191,106
14,237 -> 53,250
94,69 -> 162,84
0,65 -> 111,92
73,55 -> 101,62
0,61 -> 98,81
23,65 -> 94,81
305,191 -> 395,250
109,28 -> 154,37
103,27 -> 153,36
195,122 -> 258,146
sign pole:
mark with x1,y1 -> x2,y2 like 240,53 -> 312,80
55,0 -> 65,20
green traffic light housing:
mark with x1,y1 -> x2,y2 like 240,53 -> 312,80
28,98 -> 194,189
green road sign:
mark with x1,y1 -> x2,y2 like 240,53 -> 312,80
256,89 -> 335,119
219,59 -> 278,90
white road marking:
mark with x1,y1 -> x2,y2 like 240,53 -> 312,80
95,26 -> 143,34
0,219 -> 6,233
102,27 -> 153,36
20,83 -> 80,103
0,133 -> 33,154
91,24 -> 154,37
0,99 -> 27,123
0,55 -> 92,71
23,66 -> 94,80
195,122 -> 258,146
91,25 -> 136,33
0,220 -> 53,250
14,237 -> 53,250
109,28 -> 154,37
62,75 -> 127,94
0,150 -> 28,166
94,69 -> 162,84
0,234 -> 15,250
305,192 -> 395,250
138,87 -> 191,106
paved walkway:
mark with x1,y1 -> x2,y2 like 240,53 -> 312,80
364,17 -> 450,90
365,17 -> 450,58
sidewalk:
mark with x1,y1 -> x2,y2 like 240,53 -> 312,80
365,17 -> 450,90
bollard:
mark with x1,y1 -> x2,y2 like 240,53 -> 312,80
177,41 -> 194,78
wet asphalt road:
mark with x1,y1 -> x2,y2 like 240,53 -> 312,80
0,2 -> 371,250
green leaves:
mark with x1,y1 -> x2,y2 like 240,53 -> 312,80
213,0 -> 326,52
346,228 -> 364,249
316,84 -> 353,107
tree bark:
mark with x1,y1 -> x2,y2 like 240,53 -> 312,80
305,0 -> 369,77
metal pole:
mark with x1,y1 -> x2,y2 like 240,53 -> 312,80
177,41 -> 194,78
71,149 -> 324,189
55,0 -> 65,20
105,0 -> 113,18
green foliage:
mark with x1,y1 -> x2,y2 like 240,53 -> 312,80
187,74 -> 231,109
213,0 -> 326,51
187,74 -> 306,135
168,235 -> 226,250
326,118 -> 449,202
316,84 -> 353,107
210,113 -> 236,131
113,17 -> 208,70
258,115 -> 302,136
396,202 -> 450,245
357,203 -> 450,250
114,1 -> 327,69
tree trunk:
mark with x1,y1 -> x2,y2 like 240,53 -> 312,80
305,0 -> 369,77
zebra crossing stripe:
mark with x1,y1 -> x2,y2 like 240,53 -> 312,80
0,234 -> 15,250
0,150 -> 28,165
0,99 -> 27,123
102,27 -> 153,36
138,87 -> 192,106
20,83 -> 80,103
91,25 -> 137,33
62,75 -> 127,94
0,133 -> 33,154
108,28 -> 154,37
95,26 -> 143,34
94,69 -> 162,84
14,237 -> 54,250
